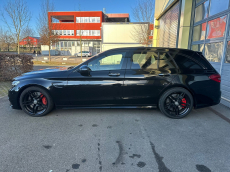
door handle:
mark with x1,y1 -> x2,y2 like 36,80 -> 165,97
109,73 -> 120,76
158,73 -> 171,76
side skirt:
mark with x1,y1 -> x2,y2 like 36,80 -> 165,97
56,105 -> 157,110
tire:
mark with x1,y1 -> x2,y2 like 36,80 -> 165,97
158,87 -> 193,119
19,86 -> 54,117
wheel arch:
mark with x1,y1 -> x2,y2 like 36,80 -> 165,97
158,84 -> 197,108
17,84 -> 54,109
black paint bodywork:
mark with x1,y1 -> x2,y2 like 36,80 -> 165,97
8,47 -> 221,110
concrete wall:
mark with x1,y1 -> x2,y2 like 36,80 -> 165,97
102,23 -> 148,51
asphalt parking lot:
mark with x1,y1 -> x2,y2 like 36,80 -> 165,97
0,94 -> 230,172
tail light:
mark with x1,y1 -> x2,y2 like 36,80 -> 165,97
209,74 -> 221,83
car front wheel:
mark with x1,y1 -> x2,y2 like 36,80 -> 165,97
158,87 -> 193,119
19,86 -> 54,117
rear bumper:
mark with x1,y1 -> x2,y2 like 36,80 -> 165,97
194,91 -> 221,109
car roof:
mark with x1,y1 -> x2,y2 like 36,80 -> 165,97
104,47 -> 199,54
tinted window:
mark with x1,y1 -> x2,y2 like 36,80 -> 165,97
158,52 -> 177,70
172,52 -> 203,70
88,52 -> 126,71
131,51 -> 158,69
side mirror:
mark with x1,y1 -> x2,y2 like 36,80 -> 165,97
78,65 -> 91,76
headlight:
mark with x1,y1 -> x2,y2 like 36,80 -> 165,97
12,81 -> 20,86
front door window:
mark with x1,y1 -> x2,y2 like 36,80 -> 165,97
88,52 -> 126,71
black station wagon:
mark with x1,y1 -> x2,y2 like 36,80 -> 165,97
8,47 -> 221,118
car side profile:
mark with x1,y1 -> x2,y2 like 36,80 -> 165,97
8,47 -> 221,118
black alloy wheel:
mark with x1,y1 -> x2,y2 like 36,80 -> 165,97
19,86 -> 54,117
159,87 -> 193,119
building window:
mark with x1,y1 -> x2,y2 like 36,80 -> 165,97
59,30 -> 62,35
96,30 -> 100,36
76,17 -> 80,23
64,41 -> 67,47
193,23 -> 206,42
205,42 -> 223,62
76,17 -> 100,23
63,30 -> 67,35
209,0 -> 229,16
67,41 -> 71,47
196,0 -> 203,3
194,1 -> 209,23
192,44 -> 204,53
84,17 -> 89,23
96,17 -> 100,23
71,30 -> 74,35
76,30 -> 100,36
206,16 -> 226,39
67,30 -> 70,35
225,41 -> 230,63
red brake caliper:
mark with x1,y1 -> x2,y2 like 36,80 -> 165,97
181,98 -> 186,108
40,94 -> 47,105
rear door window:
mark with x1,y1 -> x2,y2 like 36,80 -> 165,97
131,51 -> 158,70
158,52 -> 177,70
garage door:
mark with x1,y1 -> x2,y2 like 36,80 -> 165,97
157,2 -> 180,48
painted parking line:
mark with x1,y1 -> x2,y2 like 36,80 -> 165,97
208,107 -> 230,124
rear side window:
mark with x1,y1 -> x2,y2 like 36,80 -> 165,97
131,51 -> 158,69
172,52 -> 204,70
193,52 -> 214,70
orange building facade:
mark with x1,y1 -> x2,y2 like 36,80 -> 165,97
48,11 -> 152,55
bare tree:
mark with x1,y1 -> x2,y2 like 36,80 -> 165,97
132,0 -> 155,46
21,27 -> 35,51
0,27 -> 3,51
37,0 -> 60,62
0,30 -> 15,52
1,0 -> 31,54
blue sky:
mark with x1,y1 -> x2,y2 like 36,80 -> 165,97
0,0 -> 138,36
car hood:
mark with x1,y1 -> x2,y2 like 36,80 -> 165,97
23,66 -> 70,75
14,66 -> 73,81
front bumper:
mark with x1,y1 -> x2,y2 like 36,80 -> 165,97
8,87 -> 21,109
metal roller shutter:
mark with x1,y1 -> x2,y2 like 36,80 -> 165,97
157,2 -> 180,48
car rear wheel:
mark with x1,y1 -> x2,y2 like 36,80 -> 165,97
19,86 -> 54,117
158,87 -> 193,119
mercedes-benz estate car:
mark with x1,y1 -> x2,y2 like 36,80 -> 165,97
8,47 -> 221,118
